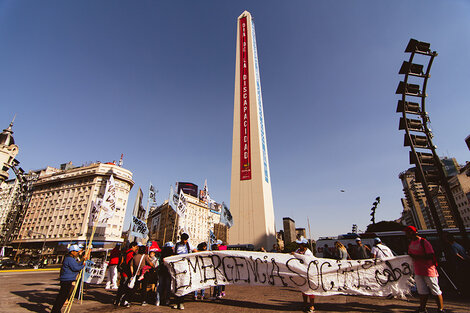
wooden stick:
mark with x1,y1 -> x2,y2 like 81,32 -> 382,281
64,201 -> 102,313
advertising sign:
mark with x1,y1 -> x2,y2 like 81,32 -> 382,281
239,16 -> 252,180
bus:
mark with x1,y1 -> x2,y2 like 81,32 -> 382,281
316,227 -> 470,260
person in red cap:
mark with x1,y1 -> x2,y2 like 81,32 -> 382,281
404,226 -> 445,313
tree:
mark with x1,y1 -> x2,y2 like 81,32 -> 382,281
366,220 -> 404,233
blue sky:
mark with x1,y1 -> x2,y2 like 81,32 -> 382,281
1,1 -> 469,240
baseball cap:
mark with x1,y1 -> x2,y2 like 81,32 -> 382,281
403,225 -> 417,233
216,239 -> 223,245
68,244 -> 81,252
374,237 -> 381,244
164,242 -> 174,248
355,238 -> 361,242
295,237 -> 308,245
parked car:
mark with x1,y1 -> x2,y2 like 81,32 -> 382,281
0,259 -> 21,269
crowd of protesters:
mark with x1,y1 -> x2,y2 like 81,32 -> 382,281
50,226 -> 470,313
107,233 -> 230,310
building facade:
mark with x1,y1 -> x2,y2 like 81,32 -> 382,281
0,178 -> 21,235
399,160 -> 464,231
449,163 -> 470,227
283,217 -> 296,244
0,121 -> 19,183
13,162 -> 134,258
147,193 -> 227,248
295,228 -> 306,240
400,168 -> 434,230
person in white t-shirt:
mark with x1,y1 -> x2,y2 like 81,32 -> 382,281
371,238 -> 394,259
171,233 -> 196,310
292,237 -> 315,312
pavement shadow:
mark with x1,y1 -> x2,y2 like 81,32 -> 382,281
11,290 -> 55,313
218,298 -> 304,311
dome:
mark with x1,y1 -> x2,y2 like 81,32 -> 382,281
0,122 -> 15,146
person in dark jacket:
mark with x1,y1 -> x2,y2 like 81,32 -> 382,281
158,242 -> 174,306
114,242 -> 138,307
51,244 -> 89,313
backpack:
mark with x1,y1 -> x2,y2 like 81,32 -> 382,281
420,238 -> 438,266
118,250 -> 134,274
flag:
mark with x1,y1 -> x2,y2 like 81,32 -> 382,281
201,179 -> 208,203
169,185 -> 178,211
130,215 -> 149,238
89,175 -> 116,226
149,183 -> 157,203
220,202 -> 234,228
133,187 -> 145,220
176,190 -> 187,218
209,230 -> 217,246
100,175 -> 116,220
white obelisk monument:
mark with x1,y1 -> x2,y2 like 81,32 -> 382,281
229,11 -> 276,249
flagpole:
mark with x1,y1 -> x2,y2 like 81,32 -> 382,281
307,217 -> 313,253
171,215 -> 179,243
162,185 -> 172,244
65,174 -> 116,313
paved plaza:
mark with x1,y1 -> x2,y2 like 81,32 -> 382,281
1,269 -> 469,313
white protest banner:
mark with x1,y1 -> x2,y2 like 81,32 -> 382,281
169,186 -> 178,211
89,199 -> 106,227
89,175 -> 116,227
176,190 -> 187,218
164,250 -> 413,297
83,260 -> 108,284
130,215 -> 149,238
100,175 -> 116,219
149,183 -> 157,203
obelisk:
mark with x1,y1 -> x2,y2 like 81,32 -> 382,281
229,11 -> 276,249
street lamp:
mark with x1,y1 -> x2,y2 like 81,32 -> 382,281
370,197 -> 380,225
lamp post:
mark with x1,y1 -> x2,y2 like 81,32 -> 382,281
370,197 -> 380,225
396,39 -> 469,249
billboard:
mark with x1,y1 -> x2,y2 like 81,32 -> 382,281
239,16 -> 252,180
177,182 -> 198,198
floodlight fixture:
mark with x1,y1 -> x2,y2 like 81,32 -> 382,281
405,39 -> 431,54
399,117 -> 424,131
399,61 -> 425,76
396,100 -> 420,114
396,81 -> 422,97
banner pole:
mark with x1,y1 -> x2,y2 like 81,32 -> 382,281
65,175 -> 113,313
307,217 -> 313,253
171,214 -> 179,243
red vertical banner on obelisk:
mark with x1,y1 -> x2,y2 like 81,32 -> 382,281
240,16 -> 251,180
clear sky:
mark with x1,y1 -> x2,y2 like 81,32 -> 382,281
1,1 -> 469,240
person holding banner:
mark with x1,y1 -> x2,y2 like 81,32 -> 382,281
51,244 -> 89,313
171,233 -> 196,310
371,238 -> 394,259
292,238 -> 315,313
158,242 -> 175,306
194,242 -> 208,300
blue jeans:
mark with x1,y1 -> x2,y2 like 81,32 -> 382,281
195,289 -> 205,298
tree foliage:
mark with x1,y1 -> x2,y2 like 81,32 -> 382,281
366,220 -> 404,233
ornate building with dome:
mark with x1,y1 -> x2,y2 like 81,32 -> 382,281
0,119 -> 19,183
